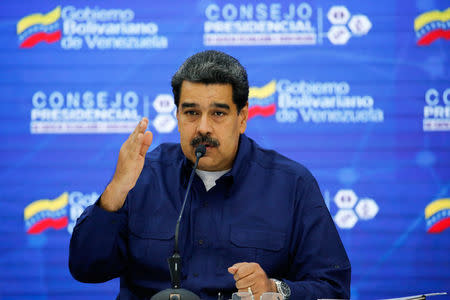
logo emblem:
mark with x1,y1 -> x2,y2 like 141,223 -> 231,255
24,192 -> 68,234
414,8 -> 450,46
327,6 -> 371,45
333,189 -> 379,229
152,94 -> 177,133
24,191 -> 99,235
17,6 -> 61,48
425,198 -> 450,233
248,80 -> 277,120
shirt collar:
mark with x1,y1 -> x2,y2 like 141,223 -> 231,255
180,134 -> 252,190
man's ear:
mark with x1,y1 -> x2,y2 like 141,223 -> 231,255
239,103 -> 249,134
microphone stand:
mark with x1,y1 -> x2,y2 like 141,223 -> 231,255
151,145 -> 206,300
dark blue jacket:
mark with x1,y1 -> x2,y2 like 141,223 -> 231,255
69,134 -> 351,299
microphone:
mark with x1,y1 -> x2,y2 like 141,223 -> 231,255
151,145 -> 206,300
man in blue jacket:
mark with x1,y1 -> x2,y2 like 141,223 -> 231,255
69,50 -> 351,300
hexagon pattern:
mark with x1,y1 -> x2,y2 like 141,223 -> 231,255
355,198 -> 379,220
333,190 -> 379,229
152,94 -> 177,133
328,25 -> 351,45
348,15 -> 372,36
153,94 -> 175,113
334,209 -> 358,229
334,189 -> 358,209
327,6 -> 371,45
152,114 -> 177,133
327,6 -> 351,25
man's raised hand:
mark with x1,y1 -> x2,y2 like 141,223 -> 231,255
100,118 -> 153,212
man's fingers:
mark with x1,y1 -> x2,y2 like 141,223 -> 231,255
232,263 -> 255,281
143,130 -> 153,146
235,275 -> 255,289
139,131 -> 153,157
228,262 -> 248,275
135,133 -> 144,151
139,117 -> 149,132
129,118 -> 149,152
131,118 -> 148,141
229,262 -> 272,299
131,118 -> 146,137
132,119 -> 141,134
237,288 -> 253,294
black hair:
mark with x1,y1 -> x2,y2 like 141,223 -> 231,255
171,50 -> 249,113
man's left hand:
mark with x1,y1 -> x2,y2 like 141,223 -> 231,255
228,262 -> 277,299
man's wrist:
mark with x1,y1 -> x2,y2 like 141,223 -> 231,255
270,278 -> 291,299
270,279 -> 278,293
100,182 -> 129,212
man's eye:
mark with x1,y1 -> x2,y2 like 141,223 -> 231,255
185,111 -> 198,115
214,111 -> 225,117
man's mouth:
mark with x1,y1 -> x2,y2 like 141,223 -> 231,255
201,142 -> 213,149
197,143 -> 215,153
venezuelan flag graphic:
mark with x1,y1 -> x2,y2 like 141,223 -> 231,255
24,193 -> 68,234
414,8 -> 450,46
425,198 -> 450,233
248,80 -> 277,120
17,6 -> 61,48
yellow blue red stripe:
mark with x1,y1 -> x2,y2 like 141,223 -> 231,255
425,198 -> 450,233
24,193 -> 69,234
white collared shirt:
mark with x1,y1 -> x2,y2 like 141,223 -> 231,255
195,169 -> 230,191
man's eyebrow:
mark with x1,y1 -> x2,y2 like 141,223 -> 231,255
181,102 -> 198,109
212,103 -> 230,110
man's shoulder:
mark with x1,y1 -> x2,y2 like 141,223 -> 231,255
249,138 -> 313,181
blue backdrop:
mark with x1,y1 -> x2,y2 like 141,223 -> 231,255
0,0 -> 449,299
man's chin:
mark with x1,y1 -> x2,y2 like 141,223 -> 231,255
197,158 -> 216,171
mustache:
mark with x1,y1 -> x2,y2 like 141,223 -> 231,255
190,135 -> 220,147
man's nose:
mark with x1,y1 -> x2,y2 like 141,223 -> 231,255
197,114 -> 212,135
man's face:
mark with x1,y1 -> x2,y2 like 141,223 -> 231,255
176,81 -> 248,171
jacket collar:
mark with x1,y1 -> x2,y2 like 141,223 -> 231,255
180,134 -> 252,191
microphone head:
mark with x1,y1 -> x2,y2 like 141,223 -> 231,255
195,144 -> 206,158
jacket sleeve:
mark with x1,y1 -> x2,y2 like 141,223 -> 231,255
284,176 -> 351,300
68,195 -> 129,283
